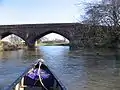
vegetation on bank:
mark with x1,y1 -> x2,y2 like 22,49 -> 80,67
36,42 -> 69,46
0,41 -> 26,51
36,40 -> 69,46
78,0 -> 120,48
0,40 -> 69,51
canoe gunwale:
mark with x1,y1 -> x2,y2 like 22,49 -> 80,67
45,64 -> 67,90
4,60 -> 40,90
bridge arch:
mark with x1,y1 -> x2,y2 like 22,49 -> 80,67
0,32 -> 26,45
33,30 -> 71,43
1,32 -> 26,41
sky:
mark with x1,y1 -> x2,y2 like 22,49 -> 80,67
0,0 -> 81,25
0,0 -> 99,41
0,0 -> 100,25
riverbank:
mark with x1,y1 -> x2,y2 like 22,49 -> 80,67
36,42 -> 69,46
0,41 -> 26,51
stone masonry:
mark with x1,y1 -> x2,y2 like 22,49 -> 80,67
0,23 -> 118,50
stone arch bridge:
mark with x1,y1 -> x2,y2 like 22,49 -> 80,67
0,23 -> 117,49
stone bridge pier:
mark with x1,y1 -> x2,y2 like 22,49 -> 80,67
0,23 -> 117,50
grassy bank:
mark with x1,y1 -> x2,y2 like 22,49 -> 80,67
36,42 -> 69,46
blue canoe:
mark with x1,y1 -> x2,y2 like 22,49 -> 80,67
5,59 -> 66,90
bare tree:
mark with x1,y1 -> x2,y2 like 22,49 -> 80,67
9,34 -> 23,45
81,0 -> 120,27
39,37 -> 49,42
80,0 -> 120,47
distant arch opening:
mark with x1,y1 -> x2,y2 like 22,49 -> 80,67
1,34 -> 26,50
35,33 -> 69,46
1,34 -> 25,45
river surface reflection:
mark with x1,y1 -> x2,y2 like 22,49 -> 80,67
0,46 -> 120,90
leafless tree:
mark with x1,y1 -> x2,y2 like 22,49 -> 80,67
80,0 -> 120,47
9,34 -> 23,45
81,0 -> 120,27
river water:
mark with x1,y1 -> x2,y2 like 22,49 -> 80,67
0,46 -> 120,90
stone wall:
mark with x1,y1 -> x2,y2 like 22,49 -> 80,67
0,23 -> 119,50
